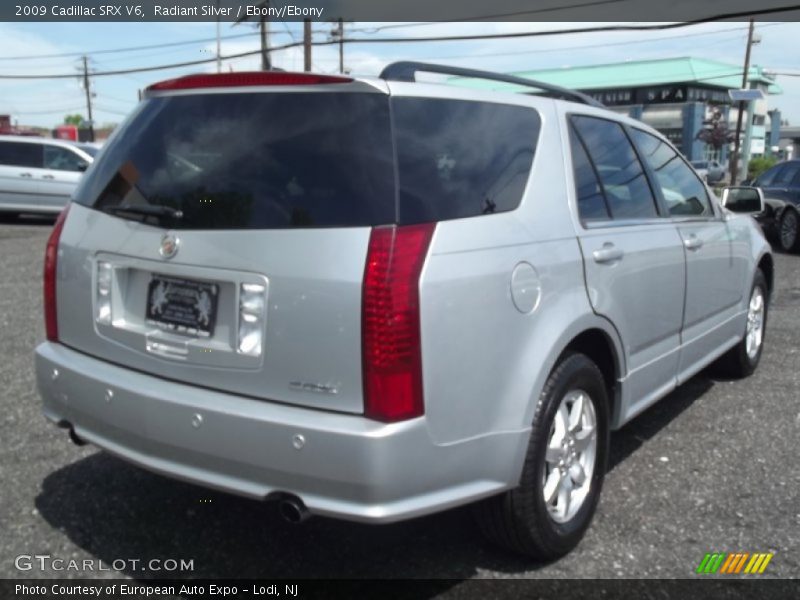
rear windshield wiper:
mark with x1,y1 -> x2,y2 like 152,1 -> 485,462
104,204 -> 183,220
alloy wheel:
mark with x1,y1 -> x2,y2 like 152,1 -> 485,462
542,389 -> 597,523
746,285 -> 765,360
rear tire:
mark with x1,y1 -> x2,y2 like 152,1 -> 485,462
474,352 -> 609,559
713,269 -> 768,378
779,209 -> 799,253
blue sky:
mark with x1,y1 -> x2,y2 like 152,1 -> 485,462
1,21 -> 799,128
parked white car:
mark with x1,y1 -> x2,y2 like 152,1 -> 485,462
0,135 -> 96,215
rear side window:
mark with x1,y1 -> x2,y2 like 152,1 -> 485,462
570,115 -> 658,220
74,93 -> 396,229
392,98 -> 540,223
630,128 -> 712,217
568,123 -> 609,221
0,141 -> 43,168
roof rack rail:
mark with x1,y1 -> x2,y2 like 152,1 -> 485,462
379,61 -> 604,108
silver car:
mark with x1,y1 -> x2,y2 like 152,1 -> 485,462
34,64 -> 772,559
0,135 -> 96,215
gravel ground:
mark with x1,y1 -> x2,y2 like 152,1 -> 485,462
0,215 -> 798,589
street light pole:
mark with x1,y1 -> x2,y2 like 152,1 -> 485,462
730,18 -> 755,185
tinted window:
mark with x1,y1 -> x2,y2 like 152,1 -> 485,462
568,123 -> 609,221
631,128 -> 712,217
393,98 -> 540,223
44,145 -> 89,172
756,164 -> 783,186
0,141 -> 43,168
571,116 -> 658,220
75,93 -> 395,229
774,163 -> 800,185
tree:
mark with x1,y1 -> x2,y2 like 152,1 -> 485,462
63,114 -> 85,126
696,108 -> 734,152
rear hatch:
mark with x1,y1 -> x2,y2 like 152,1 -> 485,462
54,74 -> 542,416
56,76 -> 393,414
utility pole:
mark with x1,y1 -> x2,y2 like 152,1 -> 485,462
81,55 -> 94,142
337,18 -> 344,74
260,4 -> 270,71
216,0 -> 221,73
303,18 -> 311,72
730,18 -> 755,185
233,0 -> 269,70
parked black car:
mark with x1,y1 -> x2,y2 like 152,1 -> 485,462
748,159 -> 800,253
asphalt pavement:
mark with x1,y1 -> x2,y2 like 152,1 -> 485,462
0,215 -> 798,588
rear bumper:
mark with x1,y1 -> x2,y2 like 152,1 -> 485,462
35,342 -> 528,523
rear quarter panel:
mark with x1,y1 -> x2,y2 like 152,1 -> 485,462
418,98 -> 616,444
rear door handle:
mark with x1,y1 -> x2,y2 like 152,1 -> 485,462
42,174 -> 54,180
683,235 -> 703,251
592,244 -> 624,264
19,172 -> 32,178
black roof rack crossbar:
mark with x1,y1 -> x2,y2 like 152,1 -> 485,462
379,61 -> 604,108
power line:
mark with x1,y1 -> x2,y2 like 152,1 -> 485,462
93,105 -> 132,116
0,28 -> 325,61
324,24 -> 752,64
0,13 -> 797,80
7,107 -> 86,115
348,1 -> 631,33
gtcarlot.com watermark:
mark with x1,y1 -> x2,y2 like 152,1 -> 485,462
14,554 -> 194,573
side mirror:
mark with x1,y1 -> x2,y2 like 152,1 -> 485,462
721,186 -> 765,215
77,162 -> 89,172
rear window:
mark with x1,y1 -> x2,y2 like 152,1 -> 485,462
74,93 -> 396,229
74,92 -> 540,229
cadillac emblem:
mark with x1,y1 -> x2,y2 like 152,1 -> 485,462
159,232 -> 180,259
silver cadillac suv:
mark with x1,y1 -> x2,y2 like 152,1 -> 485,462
35,63 -> 773,559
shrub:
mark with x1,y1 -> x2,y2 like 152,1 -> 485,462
748,156 -> 778,181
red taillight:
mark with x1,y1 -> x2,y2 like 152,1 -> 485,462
362,223 -> 435,422
44,203 -> 70,342
146,71 -> 353,92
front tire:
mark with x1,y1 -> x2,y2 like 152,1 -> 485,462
474,352 -> 609,559
713,269 -> 768,378
779,209 -> 799,253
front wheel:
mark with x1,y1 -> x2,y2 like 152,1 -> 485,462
474,352 -> 609,559
713,269 -> 768,378
779,209 -> 799,253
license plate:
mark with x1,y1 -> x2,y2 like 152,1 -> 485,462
146,275 -> 219,337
